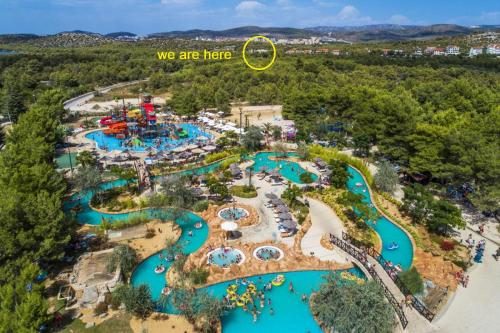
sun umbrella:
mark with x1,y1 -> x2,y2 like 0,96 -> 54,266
278,213 -> 293,220
172,146 -> 187,153
221,221 -> 238,231
186,144 -> 199,150
280,219 -> 297,229
202,145 -> 217,151
275,205 -> 289,213
191,148 -> 205,154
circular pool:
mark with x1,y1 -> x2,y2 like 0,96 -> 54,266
218,207 -> 249,221
253,246 -> 284,262
207,247 -> 245,268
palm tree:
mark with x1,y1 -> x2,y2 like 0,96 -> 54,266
75,165 -> 103,203
107,244 -> 138,279
75,150 -> 97,167
262,122 -> 272,145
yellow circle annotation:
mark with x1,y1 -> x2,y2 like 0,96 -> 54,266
242,35 -> 277,71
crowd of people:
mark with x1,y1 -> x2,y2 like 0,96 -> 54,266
255,247 -> 282,261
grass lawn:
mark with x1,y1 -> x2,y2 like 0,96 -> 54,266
230,185 -> 257,198
59,313 -> 133,333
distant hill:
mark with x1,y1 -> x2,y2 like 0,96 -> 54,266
149,26 -> 315,39
306,24 -> 488,41
0,34 -> 40,43
105,32 -> 137,38
1,24 -> 498,46
58,30 -> 101,36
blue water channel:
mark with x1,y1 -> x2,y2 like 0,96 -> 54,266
64,151 -> 413,332
347,166 -> 413,270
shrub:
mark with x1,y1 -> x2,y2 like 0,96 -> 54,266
145,228 -> 155,239
230,185 -> 257,198
398,267 -> 424,294
299,172 -> 314,184
94,301 -> 108,315
189,267 -> 210,285
192,200 -> 209,212
440,240 -> 455,251
204,151 -> 232,164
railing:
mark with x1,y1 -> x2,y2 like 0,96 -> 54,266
330,234 -> 409,329
339,232 -> 435,322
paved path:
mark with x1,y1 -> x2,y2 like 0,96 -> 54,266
63,79 -> 148,112
433,229 -> 500,333
232,176 -> 285,244
301,198 -> 348,263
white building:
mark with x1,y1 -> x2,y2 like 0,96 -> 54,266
469,47 -> 483,57
433,48 -> 445,56
446,45 -> 460,55
486,44 -> 500,55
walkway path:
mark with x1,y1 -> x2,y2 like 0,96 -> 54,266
232,176 -> 285,244
63,79 -> 148,112
301,198 -> 348,263
433,228 -> 500,333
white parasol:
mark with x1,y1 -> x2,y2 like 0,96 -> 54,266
220,221 -> 238,231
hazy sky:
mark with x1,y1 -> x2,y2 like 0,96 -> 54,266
0,0 -> 498,34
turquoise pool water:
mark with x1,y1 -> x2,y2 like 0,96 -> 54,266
250,152 -> 318,184
205,268 -> 364,333
85,123 -> 211,152
130,212 -> 208,306
63,151 -> 413,332
207,247 -> 244,267
219,207 -> 248,221
254,246 -> 282,261
347,166 -> 413,270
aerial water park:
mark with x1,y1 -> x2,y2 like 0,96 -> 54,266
86,94 -> 212,152
52,87 -> 474,333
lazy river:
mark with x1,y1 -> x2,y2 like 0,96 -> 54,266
347,166 -> 413,270
64,151 -> 413,331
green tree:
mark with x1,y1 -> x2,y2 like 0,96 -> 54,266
401,184 -> 434,224
299,172 -> 314,184
207,178 -> 229,198
75,165 -> 103,203
161,175 -> 197,208
241,126 -> 264,151
312,277 -> 396,333
328,160 -> 350,189
112,284 -> 154,320
427,200 -> 465,234
273,141 -> 288,157
1,82 -> 27,123
374,161 -> 399,194
398,267 -> 424,294
0,263 -> 49,332
272,126 -> 282,141
296,141 -> 309,160
76,150 -> 97,167
282,185 -> 302,205
107,245 -> 138,279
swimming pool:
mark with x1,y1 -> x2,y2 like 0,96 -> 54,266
205,268 -> 364,333
347,166 -> 413,270
253,246 -> 284,261
85,123 -> 212,152
207,247 -> 245,267
250,152 -> 318,184
218,207 -> 249,221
